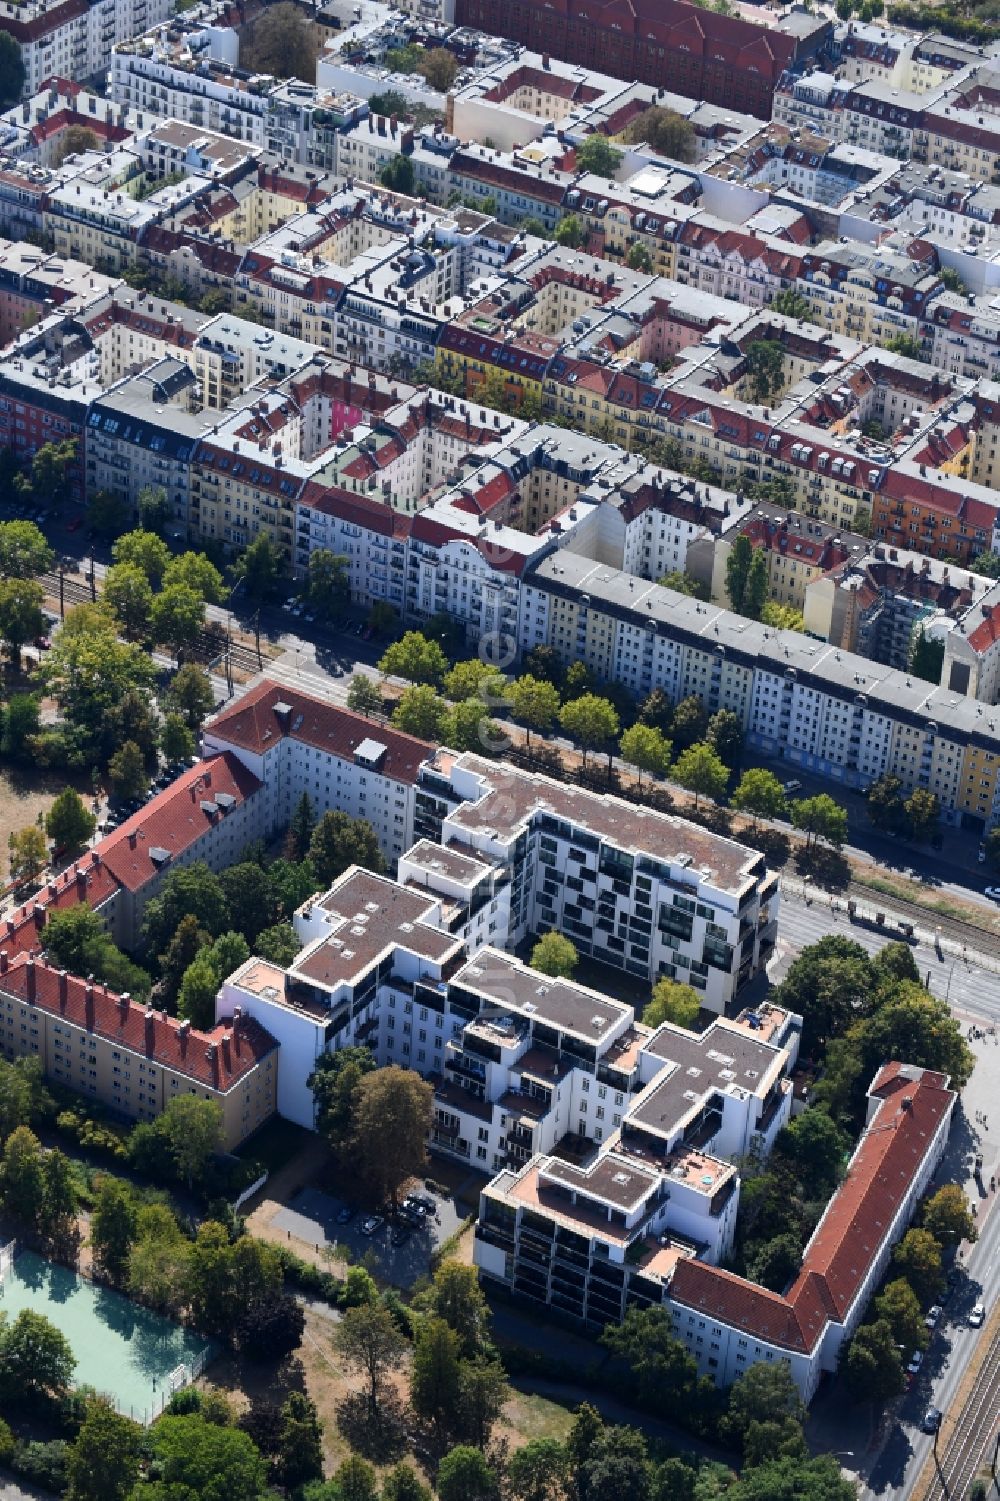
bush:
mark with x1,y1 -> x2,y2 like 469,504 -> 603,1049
0,1417 -> 13,1464
272,1245 -> 343,1306
11,1439 -> 70,1494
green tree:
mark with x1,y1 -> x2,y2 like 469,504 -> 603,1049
160,1094 -> 223,1189
426,1259 -> 491,1355
706,709 -> 742,765
233,534 -> 287,601
40,1148 -> 78,1255
853,985 -> 973,1092
29,439 -> 76,507
626,104 -> 695,161
884,333 -> 923,359
0,1124 -> 46,1229
576,134 -> 622,177
141,861 -> 229,953
151,582 -> 205,660
1,691 -> 41,761
0,1309 -> 75,1404
275,1391 -> 323,1490
308,810 -> 386,887
87,488 -> 129,539
443,659 -> 507,704
347,674 -> 383,717
256,922 -> 301,966
771,288 -> 816,323
599,1306 -> 699,1410
66,1397 -> 143,1501
0,1056 -> 43,1146
892,1228 -> 944,1305
46,786 -> 96,851
104,562 -> 154,639
178,952 -> 223,1030
219,861 -> 278,944
380,155 -> 416,194
379,630 -> 449,685
672,741 -> 728,810
418,45 -> 458,90
309,1046 -> 375,1165
559,693 -> 620,771
844,1319 -> 905,1402
620,723 -> 671,790
43,905 -> 150,998
108,740 -> 147,801
442,698 -> 508,756
161,712 -> 196,764
873,1279 -> 928,1362
285,791 -> 315,861
643,978 -> 700,1031
506,1439 -> 569,1501
333,1299 -> 406,1420
392,684 -> 448,740
732,767 -> 786,829
723,1359 -> 805,1459
89,1177 -> 137,1287
745,339 -> 785,403
670,695 -> 708,751
164,662 -> 215,731
137,484 -> 172,534
40,610 -> 156,764
726,1454 -> 857,1501
580,1427 -> 651,1501
509,674 -> 561,752
0,519 -> 53,579
0,577 -> 43,667
112,529 -> 171,587
904,787 -> 939,842
725,534 -> 753,613
775,1108 -> 847,1195
159,913 -> 210,1009
411,1313 -> 463,1436
771,934 -> 873,1055
791,793 -> 848,850
136,1414 -> 266,1501
554,215 -> 584,248
305,549 -> 350,615
127,1203 -> 191,1313
530,932 -> 578,978
382,1464 -> 433,1501
743,549 -> 769,620
626,243 -> 653,273
866,775 -> 907,835
909,627 -> 944,684
352,1066 -> 433,1209
566,1404 -> 604,1499
8,825 -> 47,885
922,1184 -> 977,1248
0,30 -> 25,108
746,1232 -> 803,1294
163,550 -> 227,605
458,1357 -> 509,1449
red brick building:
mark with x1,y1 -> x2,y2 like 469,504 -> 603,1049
454,0 -> 829,119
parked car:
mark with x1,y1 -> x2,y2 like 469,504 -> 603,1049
969,1303 -> 985,1327
925,1305 -> 942,1329
781,779 -> 803,796
985,889 -> 1000,903
922,1407 -> 942,1434
906,1350 -> 923,1376
402,1195 -> 429,1218
361,1215 -> 384,1236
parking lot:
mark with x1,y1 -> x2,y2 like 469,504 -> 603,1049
271,1183 -> 465,1289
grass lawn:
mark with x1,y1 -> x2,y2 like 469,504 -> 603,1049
501,1389 -> 576,1448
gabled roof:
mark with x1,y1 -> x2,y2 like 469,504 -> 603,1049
205,680 -> 433,780
0,954 -> 277,1092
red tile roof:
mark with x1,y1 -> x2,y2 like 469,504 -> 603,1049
671,1067 -> 954,1352
95,754 -> 261,895
0,954 -> 277,1092
205,680 -> 433,780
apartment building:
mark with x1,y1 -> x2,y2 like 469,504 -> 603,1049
0,953 -> 277,1148
521,550 -> 1000,829
666,1063 -> 955,1398
202,680 -> 435,866
413,751 -> 779,1012
0,0 -> 172,98
474,998 -> 798,1322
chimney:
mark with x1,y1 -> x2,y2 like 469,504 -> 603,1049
33,903 -> 45,930
179,1018 -> 191,1052
145,1007 -> 155,1054
26,958 -> 36,1004
221,1031 -> 232,1071
119,991 -> 131,1023
128,831 -> 137,850
58,969 -> 68,1009
207,1042 -> 219,1088
0,950 -> 7,974
85,983 -> 95,1029
76,866 -> 88,892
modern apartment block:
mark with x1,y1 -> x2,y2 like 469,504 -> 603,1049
0,952 -> 277,1148
410,752 -> 780,1011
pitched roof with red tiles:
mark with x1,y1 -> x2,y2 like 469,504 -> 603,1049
0,954 -> 277,1092
97,753 -> 261,895
0,855 -> 121,963
205,680 -> 433,780
670,1067 -> 954,1352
